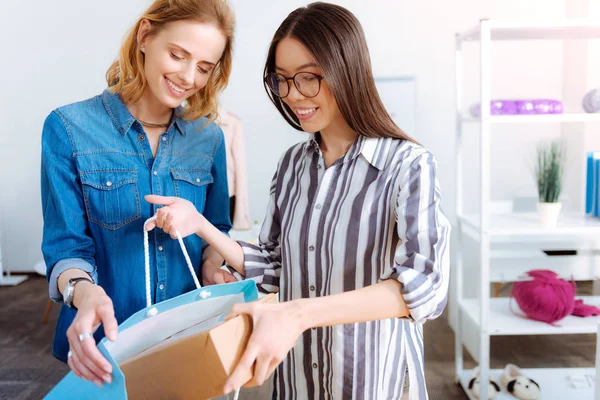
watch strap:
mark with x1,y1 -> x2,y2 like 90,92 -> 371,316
64,277 -> 94,310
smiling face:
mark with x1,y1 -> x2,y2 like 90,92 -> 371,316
138,19 -> 227,109
274,37 -> 347,135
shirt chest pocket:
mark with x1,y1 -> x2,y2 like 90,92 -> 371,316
80,170 -> 141,230
171,169 -> 213,213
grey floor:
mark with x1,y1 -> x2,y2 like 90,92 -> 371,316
0,276 -> 596,399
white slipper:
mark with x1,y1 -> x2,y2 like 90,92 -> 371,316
499,364 -> 540,400
468,366 -> 501,400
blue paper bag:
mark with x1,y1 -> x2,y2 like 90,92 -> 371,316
45,217 -> 257,399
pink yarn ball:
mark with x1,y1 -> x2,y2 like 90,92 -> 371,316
512,270 -> 575,324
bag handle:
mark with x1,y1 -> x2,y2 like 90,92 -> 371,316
143,216 -> 201,308
143,217 -> 242,400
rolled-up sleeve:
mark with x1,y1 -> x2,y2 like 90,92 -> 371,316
48,259 -> 96,302
238,169 -> 282,293
41,111 -> 97,302
381,150 -> 451,323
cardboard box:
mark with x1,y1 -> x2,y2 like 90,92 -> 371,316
45,281 -> 275,400
121,293 -> 276,399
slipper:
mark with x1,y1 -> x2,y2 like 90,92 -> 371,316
499,364 -> 540,400
468,366 -> 501,399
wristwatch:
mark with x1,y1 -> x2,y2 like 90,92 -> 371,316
63,277 -> 94,310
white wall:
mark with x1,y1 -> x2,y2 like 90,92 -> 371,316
586,2 -> 600,158
0,1 -> 150,273
221,1 -> 309,226
1,0 -> 596,281
225,0 -> 577,221
223,0 -> 420,224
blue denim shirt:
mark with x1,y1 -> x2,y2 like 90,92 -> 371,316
41,89 -> 231,362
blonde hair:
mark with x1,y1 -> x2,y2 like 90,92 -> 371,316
106,0 -> 234,121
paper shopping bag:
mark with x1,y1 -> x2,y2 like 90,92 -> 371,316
45,217 -> 266,400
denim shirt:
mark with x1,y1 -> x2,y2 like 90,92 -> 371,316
41,89 -> 231,362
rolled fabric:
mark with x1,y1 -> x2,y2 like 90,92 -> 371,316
511,269 -> 575,324
583,88 -> 600,113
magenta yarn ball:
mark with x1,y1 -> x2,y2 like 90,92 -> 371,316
512,270 -> 575,324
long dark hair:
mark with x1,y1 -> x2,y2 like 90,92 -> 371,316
263,2 -> 416,142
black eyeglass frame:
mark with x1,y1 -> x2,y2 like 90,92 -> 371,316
264,71 -> 325,99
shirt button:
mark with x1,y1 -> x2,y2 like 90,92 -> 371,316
309,246 -> 315,251
106,181 -> 112,187
139,135 -> 145,141
311,327 -> 317,330
309,285 -> 315,291
317,164 -> 322,169
153,171 -> 158,176
162,136 -> 167,142
158,246 -> 164,251
159,284 -> 165,290
315,204 -> 322,210
312,363 -> 317,369
196,178 -> 200,183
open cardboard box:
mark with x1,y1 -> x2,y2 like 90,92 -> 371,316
120,293 -> 276,399
45,281 -> 276,400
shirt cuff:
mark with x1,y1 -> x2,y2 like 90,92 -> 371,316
48,258 -> 97,303
238,241 -> 281,293
381,266 -> 436,323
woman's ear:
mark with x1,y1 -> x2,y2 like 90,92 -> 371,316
137,19 -> 152,53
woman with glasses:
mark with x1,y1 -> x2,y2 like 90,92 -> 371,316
146,2 -> 450,399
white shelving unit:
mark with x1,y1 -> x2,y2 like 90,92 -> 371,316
597,322 -> 600,400
463,113 -> 600,124
454,19 -> 600,400
459,212 -> 600,239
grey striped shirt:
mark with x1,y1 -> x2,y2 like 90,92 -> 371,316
240,134 -> 451,400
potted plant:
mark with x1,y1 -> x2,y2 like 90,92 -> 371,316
536,140 -> 565,228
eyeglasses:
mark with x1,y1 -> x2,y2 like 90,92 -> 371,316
264,72 -> 324,99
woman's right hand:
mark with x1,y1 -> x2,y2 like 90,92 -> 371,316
144,195 -> 206,239
144,194 -> 246,275
66,283 -> 118,386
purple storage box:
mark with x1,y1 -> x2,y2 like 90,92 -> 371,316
516,99 -> 563,115
470,99 -> 563,117
470,100 -> 516,117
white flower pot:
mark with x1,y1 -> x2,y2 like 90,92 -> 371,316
537,202 -> 562,228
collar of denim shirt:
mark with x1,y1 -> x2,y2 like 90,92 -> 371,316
102,89 -> 197,136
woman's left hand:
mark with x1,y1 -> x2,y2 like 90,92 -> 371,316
223,300 -> 306,393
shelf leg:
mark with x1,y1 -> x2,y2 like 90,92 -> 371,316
493,282 -> 501,298
595,321 -> 600,400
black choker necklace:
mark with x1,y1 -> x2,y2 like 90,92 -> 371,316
138,119 -> 170,128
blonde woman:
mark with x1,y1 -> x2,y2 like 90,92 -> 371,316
41,0 -> 236,386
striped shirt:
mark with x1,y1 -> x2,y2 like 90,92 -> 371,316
240,134 -> 451,400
